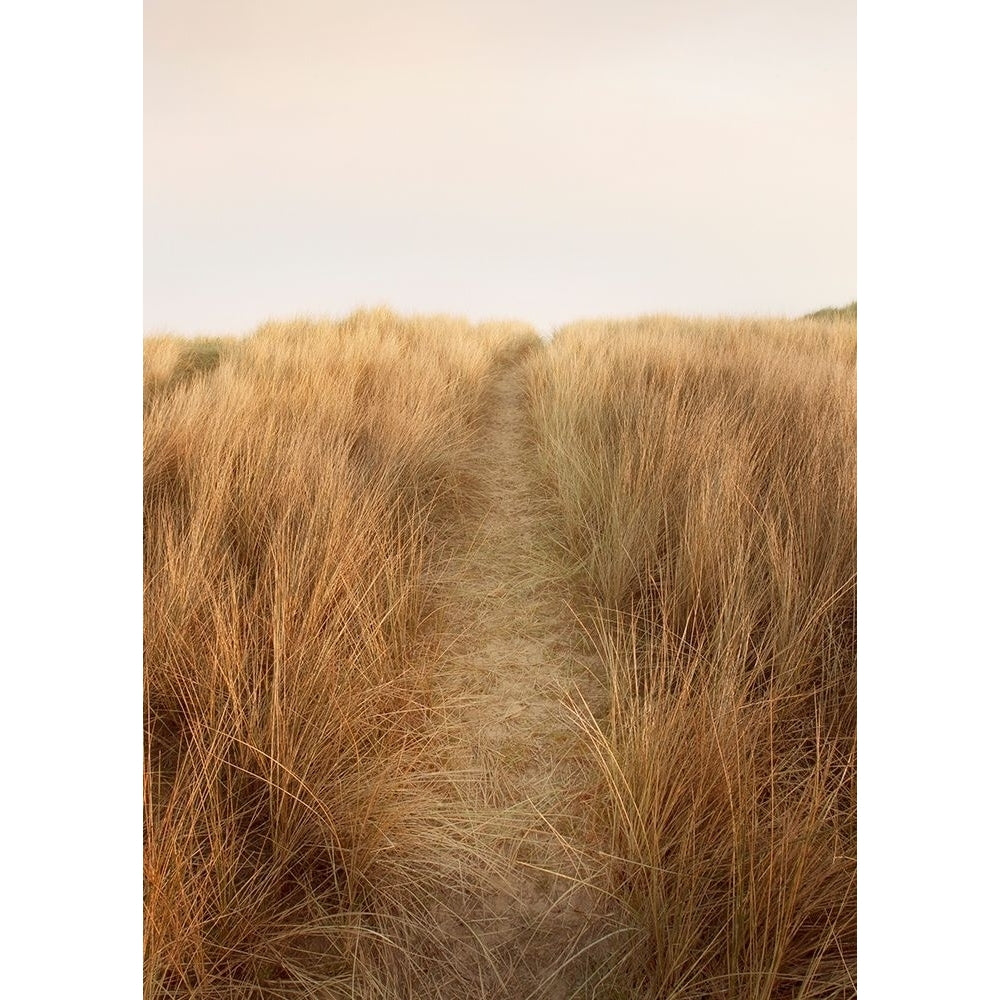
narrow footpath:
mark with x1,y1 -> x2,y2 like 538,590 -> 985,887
429,347 -> 614,999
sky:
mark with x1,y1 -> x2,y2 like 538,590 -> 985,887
144,0 -> 856,335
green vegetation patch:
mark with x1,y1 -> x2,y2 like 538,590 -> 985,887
805,301 -> 857,321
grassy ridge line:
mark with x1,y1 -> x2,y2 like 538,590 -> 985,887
143,310 -> 538,998
526,316 -> 856,998
804,302 -> 856,322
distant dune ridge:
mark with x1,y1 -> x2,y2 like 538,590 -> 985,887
144,307 -> 856,999
804,301 -> 857,321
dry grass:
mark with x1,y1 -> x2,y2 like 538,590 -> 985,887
526,316 -> 856,998
143,309 -> 537,999
145,307 -> 856,999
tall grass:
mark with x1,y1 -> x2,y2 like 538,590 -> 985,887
527,316 -> 856,998
145,307 -> 856,998
143,310 -> 537,999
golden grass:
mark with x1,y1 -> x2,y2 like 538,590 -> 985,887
145,307 -> 856,999
143,309 -> 537,998
526,316 -> 856,998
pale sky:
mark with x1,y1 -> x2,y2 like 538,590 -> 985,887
144,0 -> 855,335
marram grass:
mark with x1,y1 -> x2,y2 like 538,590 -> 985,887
145,308 -> 856,999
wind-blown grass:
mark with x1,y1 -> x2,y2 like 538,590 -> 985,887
143,310 -> 537,999
527,316 -> 856,998
145,307 -> 856,999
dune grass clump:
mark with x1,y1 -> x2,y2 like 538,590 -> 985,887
804,302 -> 856,322
527,316 -> 856,998
143,335 -> 242,404
143,310 -> 537,999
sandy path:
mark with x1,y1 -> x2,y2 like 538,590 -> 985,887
428,347 -> 613,998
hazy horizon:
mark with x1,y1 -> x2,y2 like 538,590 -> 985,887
145,0 -> 855,337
